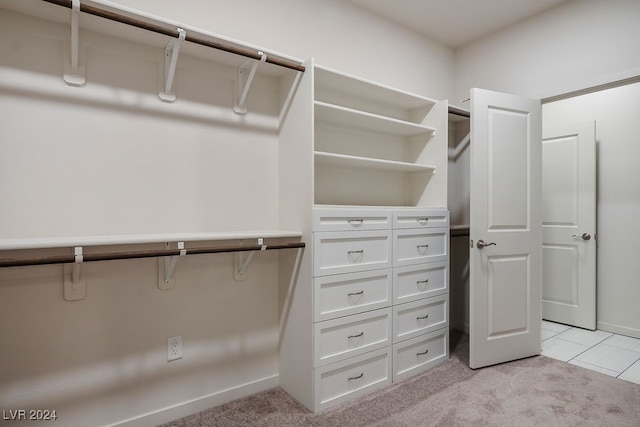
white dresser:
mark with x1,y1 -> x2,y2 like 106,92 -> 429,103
312,207 -> 449,409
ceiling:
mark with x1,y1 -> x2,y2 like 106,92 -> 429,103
345,0 -> 572,48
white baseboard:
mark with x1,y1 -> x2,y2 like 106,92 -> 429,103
597,321 -> 640,339
111,375 -> 280,427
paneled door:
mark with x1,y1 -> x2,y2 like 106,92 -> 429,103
469,88 -> 542,369
542,122 -> 596,330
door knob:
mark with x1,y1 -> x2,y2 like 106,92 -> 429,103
572,233 -> 591,241
476,239 -> 497,249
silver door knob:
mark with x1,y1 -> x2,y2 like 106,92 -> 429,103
572,233 -> 591,240
476,239 -> 497,249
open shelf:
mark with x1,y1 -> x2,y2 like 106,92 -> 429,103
314,101 -> 436,137
315,151 -> 436,174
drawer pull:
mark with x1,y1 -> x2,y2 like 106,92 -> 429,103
348,290 -> 365,296
417,349 -> 429,356
348,250 -> 364,254
416,314 -> 429,320
417,244 -> 429,251
416,217 -> 429,223
348,331 -> 364,339
347,218 -> 364,224
417,279 -> 429,285
348,372 -> 364,381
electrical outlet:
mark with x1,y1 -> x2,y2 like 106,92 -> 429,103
167,336 -> 182,361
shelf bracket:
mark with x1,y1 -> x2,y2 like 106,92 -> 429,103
233,51 -> 267,115
158,241 -> 185,290
234,238 -> 266,281
63,0 -> 86,86
159,28 -> 186,102
64,246 -> 86,301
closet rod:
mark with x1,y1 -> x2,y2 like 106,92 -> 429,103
41,0 -> 306,73
0,242 -> 305,268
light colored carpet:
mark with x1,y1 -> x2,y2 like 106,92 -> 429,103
162,332 -> 640,426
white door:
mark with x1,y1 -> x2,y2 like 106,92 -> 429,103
469,88 -> 542,369
542,122 -> 596,329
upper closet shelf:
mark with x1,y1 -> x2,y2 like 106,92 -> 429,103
0,230 -> 303,251
315,151 -> 436,174
315,101 -> 436,137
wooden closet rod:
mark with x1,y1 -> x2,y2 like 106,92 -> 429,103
42,0 -> 306,73
0,242 -> 305,268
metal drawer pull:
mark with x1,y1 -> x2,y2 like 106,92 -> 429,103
416,314 -> 429,320
347,218 -> 364,224
348,332 -> 364,339
417,349 -> 429,356
416,217 -> 429,223
417,244 -> 429,249
417,279 -> 429,285
348,250 -> 364,255
348,290 -> 364,296
348,373 -> 364,381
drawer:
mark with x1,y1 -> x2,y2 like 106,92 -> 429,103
392,228 -> 448,267
393,261 -> 448,305
315,307 -> 391,366
393,294 -> 448,343
314,347 -> 392,411
313,208 -> 391,232
393,209 -> 449,229
314,230 -> 391,276
314,269 -> 392,322
392,328 -> 449,383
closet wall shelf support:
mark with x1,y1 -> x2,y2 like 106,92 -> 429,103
63,0 -> 86,86
233,238 -> 267,281
159,27 -> 186,102
63,246 -> 86,301
234,51 -> 267,115
158,241 -> 185,290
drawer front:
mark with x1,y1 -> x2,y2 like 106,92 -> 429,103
315,308 -> 391,366
393,209 -> 449,229
313,208 -> 391,232
315,347 -> 392,411
393,261 -> 448,305
315,269 -> 392,322
314,230 -> 391,276
393,295 -> 448,343
392,328 -> 449,383
393,228 -> 448,267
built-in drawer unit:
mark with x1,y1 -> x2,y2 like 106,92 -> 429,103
392,294 -> 448,343
392,227 -> 448,267
315,307 -> 391,366
392,209 -> 449,229
393,261 -> 448,305
314,346 -> 392,411
392,328 -> 449,382
314,269 -> 392,322
314,230 -> 391,276
313,208 -> 391,232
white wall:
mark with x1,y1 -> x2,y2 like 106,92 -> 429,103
543,83 -> 640,338
0,1 -> 455,425
454,0 -> 640,105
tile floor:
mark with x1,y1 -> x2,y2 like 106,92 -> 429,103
541,320 -> 640,385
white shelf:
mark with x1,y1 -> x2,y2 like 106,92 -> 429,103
315,101 -> 435,137
0,230 -> 303,251
315,151 -> 436,174
314,65 -> 437,110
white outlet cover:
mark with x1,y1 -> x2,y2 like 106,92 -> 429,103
168,336 -> 183,361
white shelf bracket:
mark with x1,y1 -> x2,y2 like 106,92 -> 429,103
158,241 -> 185,290
233,51 -> 267,115
234,238 -> 266,281
159,28 -> 186,102
64,246 -> 87,301
63,0 -> 86,86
